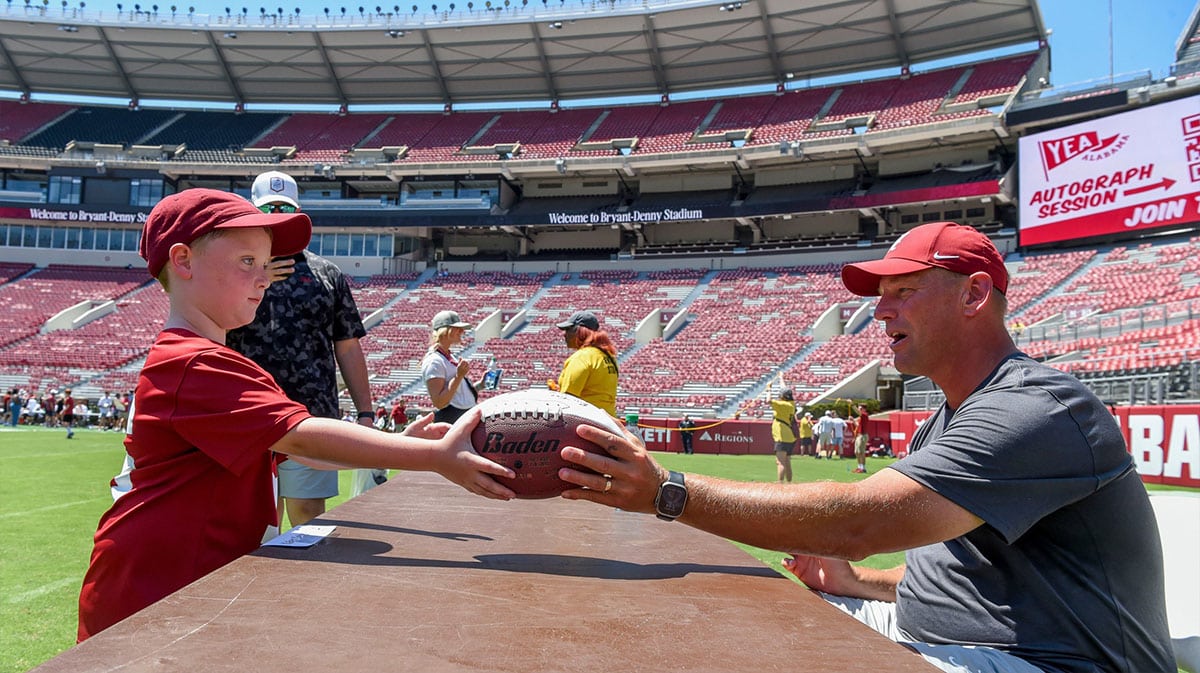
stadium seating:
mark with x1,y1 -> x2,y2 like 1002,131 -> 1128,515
0,53 -> 1035,163
3,231 -> 1200,415
0,101 -> 75,143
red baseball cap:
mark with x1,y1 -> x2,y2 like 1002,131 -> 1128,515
841,222 -> 1008,297
140,188 -> 311,278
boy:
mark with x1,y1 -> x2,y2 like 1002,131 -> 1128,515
77,189 -> 515,641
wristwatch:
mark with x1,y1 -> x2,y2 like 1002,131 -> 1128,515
357,410 -> 375,420
654,471 -> 688,521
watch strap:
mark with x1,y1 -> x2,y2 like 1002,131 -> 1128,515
655,470 -> 687,521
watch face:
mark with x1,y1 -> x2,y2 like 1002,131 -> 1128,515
658,482 -> 687,516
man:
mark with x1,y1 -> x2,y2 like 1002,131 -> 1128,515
227,170 -> 384,525
677,414 -> 695,454
61,388 -> 76,439
797,411 -> 815,457
827,409 -> 846,459
97,391 -> 115,430
853,404 -> 870,473
558,221 -> 1173,673
815,410 -> 835,459
389,400 -> 409,432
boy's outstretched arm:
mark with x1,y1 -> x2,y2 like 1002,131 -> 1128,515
272,408 -> 515,500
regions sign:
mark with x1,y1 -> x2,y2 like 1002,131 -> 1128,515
1017,95 -> 1200,246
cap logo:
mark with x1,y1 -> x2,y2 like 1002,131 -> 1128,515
269,176 -> 287,194
932,252 -> 960,260
887,231 -> 910,254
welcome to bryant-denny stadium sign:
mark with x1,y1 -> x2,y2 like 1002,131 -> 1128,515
547,208 -> 704,225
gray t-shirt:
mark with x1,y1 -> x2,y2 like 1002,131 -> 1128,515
891,354 -> 1172,673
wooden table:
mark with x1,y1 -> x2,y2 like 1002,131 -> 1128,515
36,473 -> 935,672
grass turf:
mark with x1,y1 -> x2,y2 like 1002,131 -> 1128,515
0,427 -> 1186,671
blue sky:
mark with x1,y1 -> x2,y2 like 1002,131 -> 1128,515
1039,0 -> 1195,86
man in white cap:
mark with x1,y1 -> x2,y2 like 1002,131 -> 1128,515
558,221 -> 1173,673
229,170 -> 385,522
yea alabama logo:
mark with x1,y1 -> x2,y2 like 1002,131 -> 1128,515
1038,129 -> 1128,178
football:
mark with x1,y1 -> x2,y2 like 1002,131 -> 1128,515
471,389 -> 624,499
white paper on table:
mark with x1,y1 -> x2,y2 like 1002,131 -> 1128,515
261,525 -> 336,548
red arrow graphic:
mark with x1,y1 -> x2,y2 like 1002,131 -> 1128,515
1124,177 -> 1176,196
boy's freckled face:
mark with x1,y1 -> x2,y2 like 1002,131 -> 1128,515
190,227 -> 274,331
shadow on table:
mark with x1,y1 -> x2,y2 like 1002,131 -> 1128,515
257,534 -> 783,581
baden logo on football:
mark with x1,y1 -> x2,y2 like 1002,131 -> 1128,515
479,431 -> 561,454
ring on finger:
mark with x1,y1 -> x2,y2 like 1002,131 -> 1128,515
603,478 -> 612,493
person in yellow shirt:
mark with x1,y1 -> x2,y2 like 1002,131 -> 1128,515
551,310 -> 619,417
798,411 -> 815,457
770,388 -> 798,482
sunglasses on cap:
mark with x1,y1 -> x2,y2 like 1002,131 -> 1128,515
257,203 -> 298,214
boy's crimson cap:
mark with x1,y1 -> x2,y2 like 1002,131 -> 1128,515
140,188 -> 311,277
841,222 -> 1008,297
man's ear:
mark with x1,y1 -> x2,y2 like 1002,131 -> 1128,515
962,271 -> 993,316
167,242 -> 195,280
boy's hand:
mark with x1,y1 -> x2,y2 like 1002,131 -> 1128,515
437,407 -> 516,500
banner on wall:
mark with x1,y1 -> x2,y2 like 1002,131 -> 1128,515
888,407 -> 1198,488
0,206 -> 149,224
1017,94 -> 1200,246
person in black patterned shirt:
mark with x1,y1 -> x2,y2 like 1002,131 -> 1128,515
226,171 -> 382,527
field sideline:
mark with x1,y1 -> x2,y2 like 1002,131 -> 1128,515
1,426 -> 1187,672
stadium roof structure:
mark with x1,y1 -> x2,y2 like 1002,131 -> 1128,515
0,0 -> 1046,109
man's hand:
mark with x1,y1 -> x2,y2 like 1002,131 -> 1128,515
267,257 -> 296,284
558,424 -> 666,514
400,411 -> 450,440
783,554 -> 903,602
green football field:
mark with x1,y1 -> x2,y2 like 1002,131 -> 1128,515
0,426 -> 1187,672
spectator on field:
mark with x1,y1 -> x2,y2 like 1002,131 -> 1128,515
6,388 -> 19,427
77,188 -> 514,642
798,411 -> 815,457
677,414 -> 695,455
73,400 -> 91,427
24,395 -> 43,425
97,391 -> 116,430
61,388 -> 76,439
770,388 -> 798,483
827,410 -> 846,459
558,221 -> 1172,673
815,410 -> 835,459
853,404 -> 870,473
42,389 -> 58,427
550,310 -> 619,417
390,400 -> 409,433
421,310 -> 483,424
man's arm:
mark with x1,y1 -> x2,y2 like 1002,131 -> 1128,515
559,424 -> 982,562
334,337 -> 374,428
782,555 -> 905,602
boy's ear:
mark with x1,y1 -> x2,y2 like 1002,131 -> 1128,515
167,242 -> 195,280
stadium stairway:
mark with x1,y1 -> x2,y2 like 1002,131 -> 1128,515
384,270 -> 562,403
